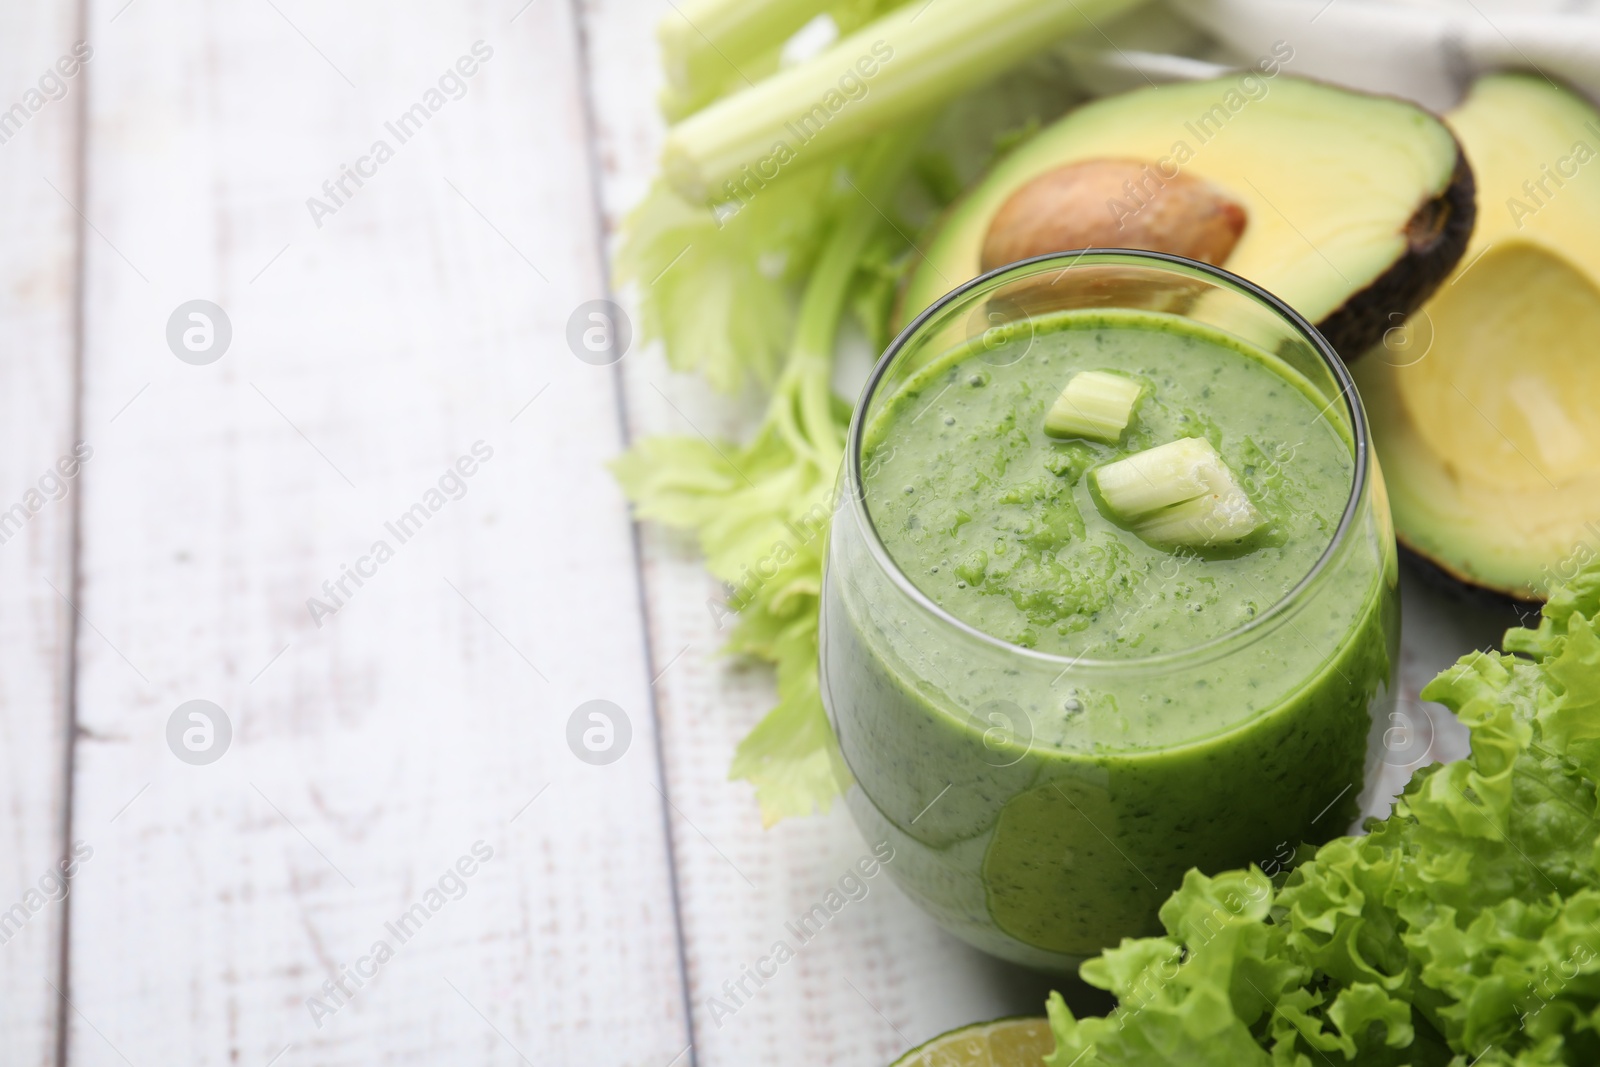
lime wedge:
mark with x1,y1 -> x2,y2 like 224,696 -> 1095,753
889,1017 -> 1055,1067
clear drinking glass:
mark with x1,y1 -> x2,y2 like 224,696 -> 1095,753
820,250 -> 1400,970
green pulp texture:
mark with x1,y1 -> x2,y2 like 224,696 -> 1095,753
862,309 -> 1353,659
825,309 -> 1396,966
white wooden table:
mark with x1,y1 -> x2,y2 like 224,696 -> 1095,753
0,1 -> 1528,1063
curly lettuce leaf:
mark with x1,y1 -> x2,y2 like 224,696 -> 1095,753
1045,869 -> 1297,1067
1505,562 -> 1600,660
1046,558 -> 1600,1067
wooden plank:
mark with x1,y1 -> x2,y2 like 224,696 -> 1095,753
0,5 -> 87,1066
577,1 -> 1537,1061
61,1 -> 689,1064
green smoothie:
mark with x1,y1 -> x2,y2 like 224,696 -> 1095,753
821,307 -> 1396,968
865,310 -> 1354,658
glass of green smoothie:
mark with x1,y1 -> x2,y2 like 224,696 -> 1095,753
821,249 -> 1399,970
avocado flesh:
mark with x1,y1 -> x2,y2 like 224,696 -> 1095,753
901,76 -> 1471,359
1354,74 -> 1600,601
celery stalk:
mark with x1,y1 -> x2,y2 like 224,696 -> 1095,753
658,0 -> 828,119
659,44 -> 780,125
773,123 -> 929,471
661,0 -> 1146,202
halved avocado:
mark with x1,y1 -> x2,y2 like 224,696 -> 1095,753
900,76 -> 1474,361
1353,74 -> 1600,602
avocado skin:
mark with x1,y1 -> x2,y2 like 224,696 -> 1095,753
1317,147 -> 1477,363
1398,541 -> 1543,612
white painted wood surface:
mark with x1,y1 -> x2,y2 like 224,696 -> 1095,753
58,1 -> 686,1064
0,0 -> 1536,1064
0,6 -> 83,1066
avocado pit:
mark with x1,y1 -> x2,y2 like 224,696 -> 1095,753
979,158 -> 1247,272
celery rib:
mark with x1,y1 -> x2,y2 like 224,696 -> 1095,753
658,0 -> 826,120
662,0 -> 1146,201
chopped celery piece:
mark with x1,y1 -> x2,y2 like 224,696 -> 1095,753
1093,437 -> 1218,517
1093,437 -> 1263,547
1044,370 -> 1143,442
1132,482 -> 1263,545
